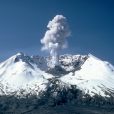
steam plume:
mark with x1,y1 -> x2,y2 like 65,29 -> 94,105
41,15 -> 71,66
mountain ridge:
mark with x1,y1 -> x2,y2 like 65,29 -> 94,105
0,52 -> 114,98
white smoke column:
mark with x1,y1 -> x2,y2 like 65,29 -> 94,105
41,15 -> 71,66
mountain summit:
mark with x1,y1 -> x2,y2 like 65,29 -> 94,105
0,53 -> 114,98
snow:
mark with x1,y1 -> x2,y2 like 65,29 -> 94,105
0,53 -> 53,95
60,54 -> 114,96
0,52 -> 114,97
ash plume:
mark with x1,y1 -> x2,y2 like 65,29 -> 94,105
41,15 -> 71,66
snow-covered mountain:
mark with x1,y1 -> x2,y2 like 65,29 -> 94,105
0,52 -> 114,98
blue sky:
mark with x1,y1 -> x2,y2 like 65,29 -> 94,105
0,0 -> 114,64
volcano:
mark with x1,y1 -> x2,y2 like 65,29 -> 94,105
0,53 -> 114,97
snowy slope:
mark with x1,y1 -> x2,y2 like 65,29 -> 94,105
0,52 -> 114,97
60,54 -> 114,96
0,53 -> 53,96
